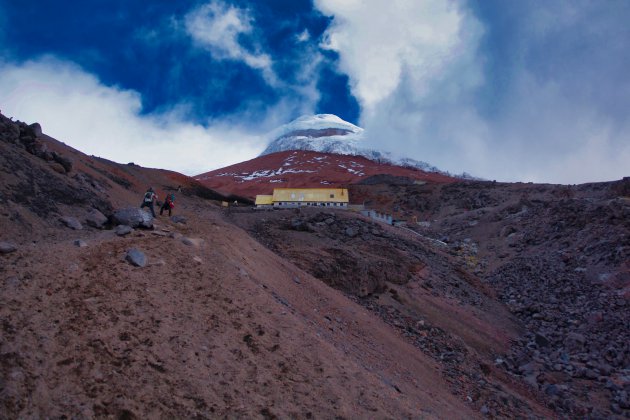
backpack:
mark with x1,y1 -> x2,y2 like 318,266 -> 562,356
144,192 -> 153,203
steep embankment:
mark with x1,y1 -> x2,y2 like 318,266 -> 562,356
0,112 -> 498,418
1,199 -> 479,418
351,178 -> 630,418
227,206 -> 554,418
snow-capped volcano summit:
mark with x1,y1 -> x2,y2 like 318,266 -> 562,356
261,114 -> 364,156
261,114 -> 445,175
195,114 -> 460,198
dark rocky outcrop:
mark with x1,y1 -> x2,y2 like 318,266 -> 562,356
0,114 -> 72,173
1,113 -> 111,222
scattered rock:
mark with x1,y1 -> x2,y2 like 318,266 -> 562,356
151,231 -> 169,237
544,384 -> 560,396
5,276 -> 21,287
49,162 -> 67,174
112,208 -> 153,229
125,248 -> 147,267
500,225 -> 517,237
51,152 -> 73,173
290,218 -> 311,231
170,215 -> 187,224
60,216 -> 83,230
345,227 -> 358,237
0,241 -> 17,254
73,239 -> 88,248
115,225 -> 133,236
169,232 -> 183,240
535,333 -> 550,348
519,361 -> 541,375
85,209 -> 108,229
565,332 -> 586,351
193,256 -> 203,264
182,237 -> 204,247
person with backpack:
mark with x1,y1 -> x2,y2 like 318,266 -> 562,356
160,193 -> 175,217
140,187 -> 158,217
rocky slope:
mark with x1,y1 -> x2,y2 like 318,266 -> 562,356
2,110 -> 627,418
347,178 -> 630,417
0,113 -> 549,417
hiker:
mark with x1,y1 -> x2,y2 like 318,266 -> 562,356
160,193 -> 175,217
140,187 -> 158,217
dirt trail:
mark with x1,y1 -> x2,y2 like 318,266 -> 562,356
1,200 -> 478,418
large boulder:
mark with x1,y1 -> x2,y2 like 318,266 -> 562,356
112,208 -> 153,229
60,216 -> 83,230
49,162 -> 67,174
29,122 -> 42,137
52,152 -> 73,173
85,209 -> 108,229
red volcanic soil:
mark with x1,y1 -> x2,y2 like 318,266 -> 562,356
194,150 -> 456,199
4,112 -> 627,418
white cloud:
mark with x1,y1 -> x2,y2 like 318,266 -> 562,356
316,0 -> 473,111
184,1 -> 277,85
0,57 -> 268,176
296,29 -> 310,43
314,0 -> 630,183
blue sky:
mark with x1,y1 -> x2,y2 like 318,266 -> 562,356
0,0 -> 628,183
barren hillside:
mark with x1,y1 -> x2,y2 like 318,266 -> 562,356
0,115 -> 544,418
1,112 -> 627,418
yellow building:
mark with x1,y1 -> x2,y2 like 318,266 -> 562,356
254,195 -> 274,208
255,188 -> 349,209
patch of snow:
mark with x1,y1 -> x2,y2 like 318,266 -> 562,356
346,168 -> 365,176
236,167 -> 317,181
